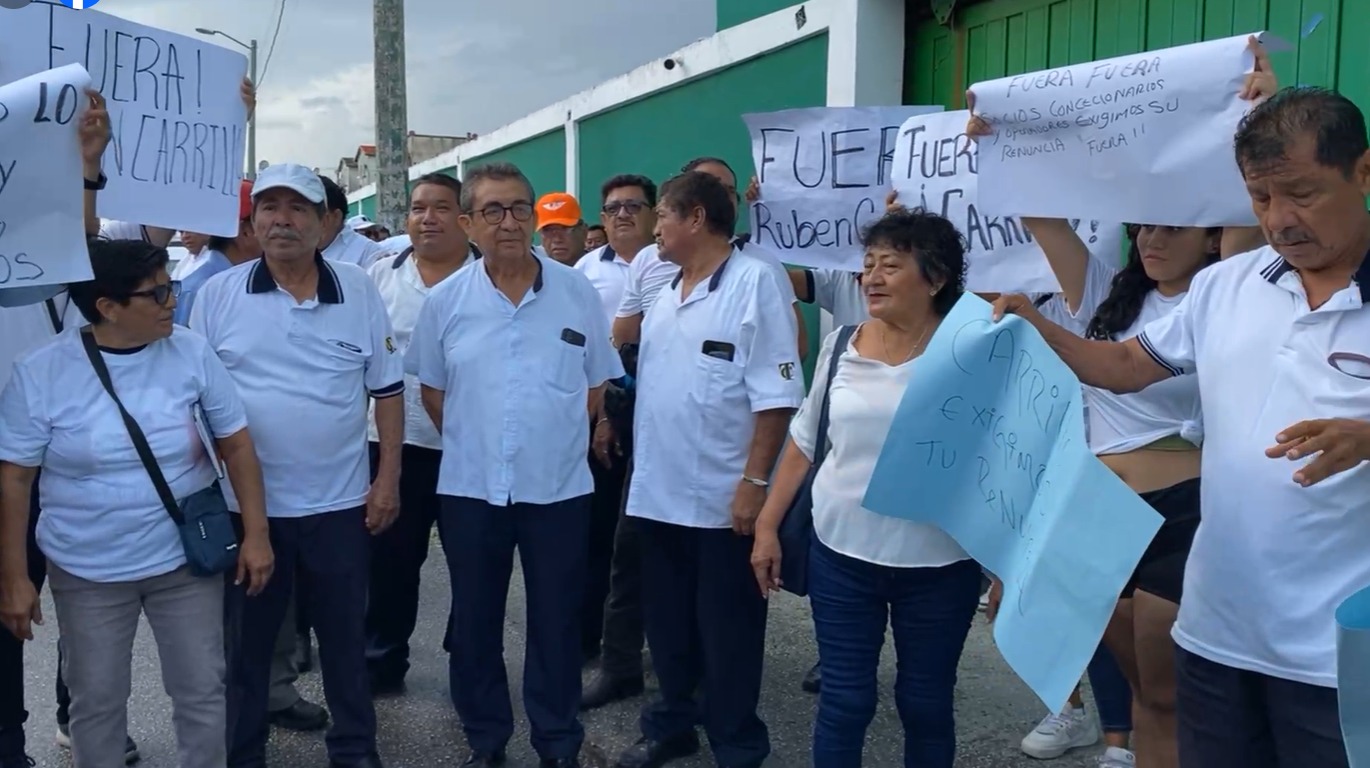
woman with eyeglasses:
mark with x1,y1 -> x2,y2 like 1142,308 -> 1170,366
0,239 -> 273,768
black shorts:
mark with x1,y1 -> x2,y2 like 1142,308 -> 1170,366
1121,477 -> 1199,604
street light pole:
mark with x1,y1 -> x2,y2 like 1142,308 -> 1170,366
195,28 -> 259,179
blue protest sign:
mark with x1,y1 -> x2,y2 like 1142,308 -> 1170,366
1337,585 -> 1370,766
863,293 -> 1162,711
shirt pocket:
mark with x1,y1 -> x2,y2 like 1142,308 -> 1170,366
304,332 -> 370,374
692,352 -> 744,407
547,339 -> 587,396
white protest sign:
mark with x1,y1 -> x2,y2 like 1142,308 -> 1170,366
744,105 -> 943,271
2,2 -> 249,236
891,111 -> 1123,293
0,63 -> 93,292
970,33 -> 1273,227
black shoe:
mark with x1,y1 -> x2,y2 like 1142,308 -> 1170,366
613,734 -> 700,768
801,661 -> 821,694
329,755 -> 384,768
580,672 -> 645,711
461,751 -> 505,767
369,673 -> 406,698
0,757 -> 34,768
293,634 -> 314,673
268,699 -> 329,731
540,760 -> 579,768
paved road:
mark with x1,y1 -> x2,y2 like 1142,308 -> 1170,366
20,546 -> 1105,767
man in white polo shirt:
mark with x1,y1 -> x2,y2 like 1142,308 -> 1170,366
407,162 -> 621,768
191,163 -> 403,768
994,87 -> 1370,767
613,171 -> 803,768
363,171 -> 476,695
320,176 -> 388,268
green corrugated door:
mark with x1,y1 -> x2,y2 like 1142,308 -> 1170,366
905,0 -> 1361,119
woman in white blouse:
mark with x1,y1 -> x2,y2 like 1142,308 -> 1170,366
751,208 -> 979,767
0,239 -> 273,768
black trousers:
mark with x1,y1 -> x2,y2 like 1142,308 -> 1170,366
637,518 -> 770,767
225,508 -> 377,767
599,459 -> 643,679
364,442 -> 444,682
582,450 -> 627,659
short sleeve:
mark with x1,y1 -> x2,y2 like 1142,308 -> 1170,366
810,269 -> 841,312
361,281 -> 404,397
407,293 -> 447,390
789,330 -> 840,461
195,338 -> 249,438
1037,255 -> 1118,337
765,256 -> 798,305
1136,294 -> 1198,377
743,272 -> 806,413
615,254 -> 646,318
98,220 -> 145,241
578,277 -> 625,386
0,364 -> 51,467
187,274 -> 220,343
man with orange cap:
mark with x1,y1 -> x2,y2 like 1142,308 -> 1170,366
536,192 -> 589,266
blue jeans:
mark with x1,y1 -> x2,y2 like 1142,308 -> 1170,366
808,541 -> 980,768
1088,642 -> 1133,732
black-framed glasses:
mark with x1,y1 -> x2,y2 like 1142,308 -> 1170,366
126,281 -> 181,306
602,201 -> 648,217
472,203 -> 534,225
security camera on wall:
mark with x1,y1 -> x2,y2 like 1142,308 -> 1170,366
663,57 -> 678,70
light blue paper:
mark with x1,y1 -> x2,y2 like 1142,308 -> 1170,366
863,294 -> 1163,711
1337,585 -> 1370,766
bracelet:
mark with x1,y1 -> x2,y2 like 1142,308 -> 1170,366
741,474 -> 769,488
595,418 -> 609,427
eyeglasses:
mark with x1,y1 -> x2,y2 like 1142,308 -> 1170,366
126,281 -> 181,306
602,201 -> 648,217
471,203 -> 534,225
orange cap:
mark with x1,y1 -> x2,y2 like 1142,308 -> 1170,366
239,179 -> 254,221
536,192 -> 582,229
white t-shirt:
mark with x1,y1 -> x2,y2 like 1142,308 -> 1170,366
805,268 -> 868,327
615,238 -> 797,318
0,293 -> 81,387
792,327 -> 970,567
575,244 -> 633,328
1038,255 -> 1202,454
0,327 -> 248,583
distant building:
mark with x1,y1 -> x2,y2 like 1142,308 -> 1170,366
335,132 -> 477,193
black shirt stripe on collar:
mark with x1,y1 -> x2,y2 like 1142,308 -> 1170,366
670,256 -> 731,292
1262,250 -> 1370,302
600,244 -> 616,262
393,243 -> 481,269
247,252 -> 344,303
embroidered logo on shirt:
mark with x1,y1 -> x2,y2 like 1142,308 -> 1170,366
778,362 -> 795,380
385,336 -> 396,353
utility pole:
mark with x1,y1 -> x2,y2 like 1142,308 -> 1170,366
373,0 -> 409,232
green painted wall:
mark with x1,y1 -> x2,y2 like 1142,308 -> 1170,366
576,34 -> 829,382
461,130 -> 566,200
717,0 -> 801,30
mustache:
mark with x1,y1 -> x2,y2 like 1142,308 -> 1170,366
266,228 -> 301,240
1269,229 -> 1312,245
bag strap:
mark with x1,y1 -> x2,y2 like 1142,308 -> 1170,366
813,324 -> 857,466
79,330 -> 185,525
44,297 -> 64,334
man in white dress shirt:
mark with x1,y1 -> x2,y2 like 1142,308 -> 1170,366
320,176 -> 387,268
613,171 -> 803,768
408,162 -> 622,768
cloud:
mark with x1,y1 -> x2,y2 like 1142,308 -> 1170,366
101,0 -> 717,175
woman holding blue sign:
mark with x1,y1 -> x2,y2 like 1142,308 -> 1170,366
966,38 -> 1276,768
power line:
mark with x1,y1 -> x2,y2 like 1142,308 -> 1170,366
257,0 -> 289,85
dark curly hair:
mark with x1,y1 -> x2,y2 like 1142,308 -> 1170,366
1083,224 -> 1219,340
70,238 -> 171,325
860,207 -> 968,316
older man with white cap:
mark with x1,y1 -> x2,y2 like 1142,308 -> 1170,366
191,163 -> 404,768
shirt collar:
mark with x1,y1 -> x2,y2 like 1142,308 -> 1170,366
392,242 -> 480,269
479,250 -> 544,293
670,252 -> 732,292
1262,248 -> 1370,303
600,244 -> 616,262
732,233 -> 750,250
247,252 -> 344,303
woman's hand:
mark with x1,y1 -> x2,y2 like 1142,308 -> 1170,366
0,577 -> 41,641
745,175 -> 760,204
984,578 -> 1004,623
885,188 -> 901,212
1240,36 -> 1277,102
965,91 -> 992,143
750,528 -> 783,597
241,77 -> 257,118
236,533 -> 275,597
78,89 -> 111,172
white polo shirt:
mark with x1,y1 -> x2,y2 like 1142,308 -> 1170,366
366,246 -> 476,450
615,236 -> 798,318
575,243 -> 633,328
804,268 -> 868,327
323,226 -> 388,269
1136,245 -> 1370,687
190,254 -> 404,517
627,251 -> 805,528
408,253 -> 623,506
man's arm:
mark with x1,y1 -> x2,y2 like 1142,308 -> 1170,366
611,313 -> 643,348
792,304 -> 809,363
372,394 -> 404,485
1004,296 -> 1172,394
420,385 -> 444,432
743,410 -> 792,481
787,268 -> 811,302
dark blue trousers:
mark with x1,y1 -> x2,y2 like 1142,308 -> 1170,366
437,494 -> 590,761
225,508 -> 376,767
1087,641 -> 1133,733
637,518 -> 770,767
365,443 -> 444,682
808,541 -> 980,768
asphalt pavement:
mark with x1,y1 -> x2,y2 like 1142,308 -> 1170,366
19,545 -> 1105,767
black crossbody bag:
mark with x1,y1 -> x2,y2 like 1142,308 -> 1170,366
80,330 -> 239,577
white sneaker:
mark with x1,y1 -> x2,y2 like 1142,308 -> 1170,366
1097,746 -> 1136,767
1020,706 -> 1101,759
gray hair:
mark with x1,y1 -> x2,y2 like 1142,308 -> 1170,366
460,162 -> 535,211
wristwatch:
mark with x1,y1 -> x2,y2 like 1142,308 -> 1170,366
84,172 -> 108,191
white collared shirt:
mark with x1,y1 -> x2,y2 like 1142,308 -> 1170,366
575,244 -> 633,328
615,237 -> 797,318
190,255 -> 404,517
407,254 -> 623,506
627,250 -> 804,528
804,268 -> 868,326
323,226 -> 388,269
367,247 -> 475,450
1136,245 -> 1370,687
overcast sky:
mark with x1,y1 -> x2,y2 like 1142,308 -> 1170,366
104,0 -> 717,175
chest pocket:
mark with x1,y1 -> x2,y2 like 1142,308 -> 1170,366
547,328 -> 587,395
1321,351 -> 1370,408
693,343 -> 745,406
300,329 -> 370,374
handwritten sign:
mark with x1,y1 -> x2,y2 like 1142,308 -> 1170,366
862,294 -> 1162,711
891,111 -> 1123,293
0,63 -> 92,292
743,105 -> 943,271
970,33 -> 1276,227
2,1 -> 249,236
1337,585 -> 1370,766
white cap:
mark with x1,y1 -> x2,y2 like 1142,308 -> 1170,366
346,214 -> 380,232
252,163 -> 325,204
